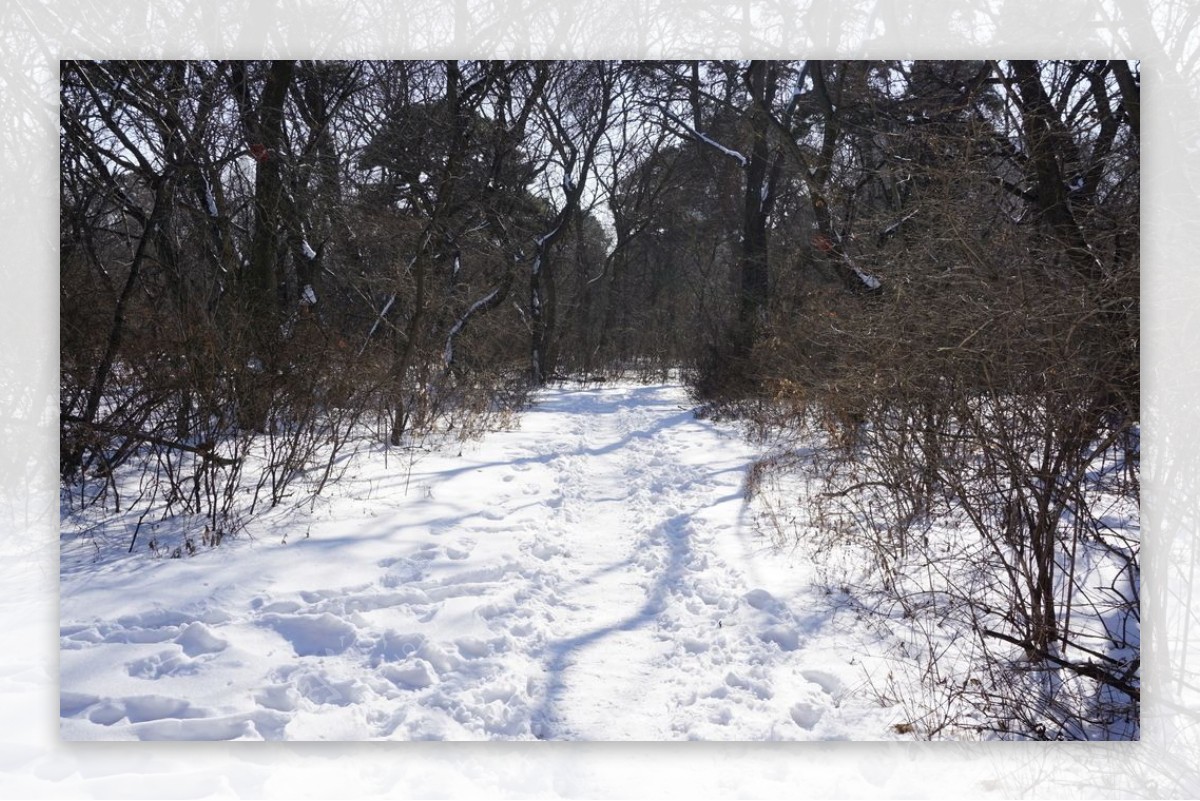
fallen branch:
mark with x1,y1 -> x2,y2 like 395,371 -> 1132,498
61,414 -> 240,468
982,627 -> 1140,701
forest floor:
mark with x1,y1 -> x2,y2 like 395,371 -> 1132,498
59,381 -> 906,740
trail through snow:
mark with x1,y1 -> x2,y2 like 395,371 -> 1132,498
60,382 -> 900,740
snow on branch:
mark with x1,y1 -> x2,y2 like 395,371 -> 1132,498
443,286 -> 501,367
202,176 -> 218,218
852,266 -> 882,290
879,207 -> 920,240
660,107 -> 747,167
358,293 -> 396,356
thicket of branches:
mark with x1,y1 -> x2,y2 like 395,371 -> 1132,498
734,60 -> 1139,738
61,59 -> 1138,738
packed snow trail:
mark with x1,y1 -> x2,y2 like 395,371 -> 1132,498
60,383 -> 900,740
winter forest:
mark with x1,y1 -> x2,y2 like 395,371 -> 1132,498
60,60 -> 1139,741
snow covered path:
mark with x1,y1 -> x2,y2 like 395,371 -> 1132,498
60,383 -> 899,740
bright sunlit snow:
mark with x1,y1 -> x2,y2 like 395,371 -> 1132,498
59,382 -> 903,741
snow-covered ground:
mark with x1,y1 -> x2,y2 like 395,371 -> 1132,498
60,381 -> 904,741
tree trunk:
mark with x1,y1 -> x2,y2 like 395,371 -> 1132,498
244,60 -> 296,325
731,60 -> 776,380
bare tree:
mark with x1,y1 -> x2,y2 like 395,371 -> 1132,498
749,59 -> 1139,739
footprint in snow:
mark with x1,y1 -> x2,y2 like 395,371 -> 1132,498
742,588 -> 783,613
258,613 -> 358,657
445,539 -> 475,560
407,543 -> 441,561
378,556 -> 428,587
526,538 -> 567,561
127,650 -> 201,680
134,712 -> 286,741
294,671 -> 367,707
61,692 -> 101,719
760,625 -> 800,652
85,694 -> 207,726
790,700 -> 825,730
800,669 -> 844,698
455,635 -> 506,660
379,658 -> 438,691
254,684 -> 299,713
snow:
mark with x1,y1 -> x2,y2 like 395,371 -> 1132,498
301,240 -> 317,260
202,178 -> 217,218
661,107 -> 747,167
59,382 -> 903,741
880,207 -> 920,238
359,293 -> 396,355
444,287 -> 500,366
853,266 -> 882,290
693,129 -> 746,166
300,284 -> 317,306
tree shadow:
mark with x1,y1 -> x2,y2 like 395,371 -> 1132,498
529,505 -> 719,740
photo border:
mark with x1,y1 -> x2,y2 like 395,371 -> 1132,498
4,0 -> 1195,797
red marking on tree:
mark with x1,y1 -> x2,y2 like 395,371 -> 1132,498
249,143 -> 269,163
812,233 -> 834,253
